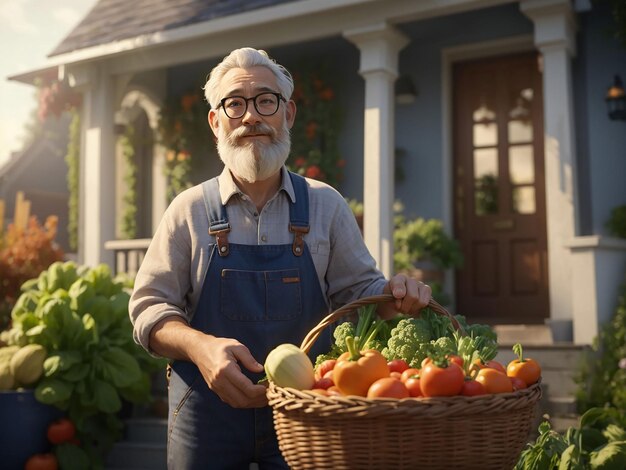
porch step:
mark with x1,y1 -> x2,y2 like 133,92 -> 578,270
494,324 -> 553,345
105,441 -> 166,470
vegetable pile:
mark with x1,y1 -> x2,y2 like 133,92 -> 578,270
265,304 -> 542,399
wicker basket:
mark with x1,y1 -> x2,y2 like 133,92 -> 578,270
267,294 -> 542,470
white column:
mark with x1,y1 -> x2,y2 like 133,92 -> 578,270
344,23 -> 409,278
521,0 -> 578,322
68,64 -> 117,268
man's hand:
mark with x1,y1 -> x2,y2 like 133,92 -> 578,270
190,336 -> 268,408
149,317 -> 267,408
379,274 -> 432,319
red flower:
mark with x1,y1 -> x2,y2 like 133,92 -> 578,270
305,165 -> 324,179
319,88 -> 334,101
294,157 -> 307,167
305,122 -> 318,140
336,159 -> 346,168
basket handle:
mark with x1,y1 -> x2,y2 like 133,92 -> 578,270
300,294 -> 464,354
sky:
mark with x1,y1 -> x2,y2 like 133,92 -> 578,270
0,0 -> 98,167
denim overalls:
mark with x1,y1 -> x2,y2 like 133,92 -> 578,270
167,172 -> 331,469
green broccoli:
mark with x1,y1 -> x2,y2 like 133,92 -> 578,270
383,317 -> 431,365
333,321 -> 356,353
430,336 -> 456,357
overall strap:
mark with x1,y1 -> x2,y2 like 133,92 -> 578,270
287,172 -> 310,257
202,178 -> 230,256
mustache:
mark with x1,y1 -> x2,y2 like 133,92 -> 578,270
230,123 -> 277,141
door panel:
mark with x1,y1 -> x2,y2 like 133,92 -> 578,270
453,52 -> 549,324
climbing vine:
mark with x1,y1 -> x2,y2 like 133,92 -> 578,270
287,64 -> 344,189
65,110 -> 80,251
158,89 -> 208,203
119,125 -> 138,239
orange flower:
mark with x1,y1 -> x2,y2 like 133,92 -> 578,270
181,94 -> 199,112
177,150 -> 191,161
294,156 -> 307,167
319,88 -> 334,101
313,78 -> 324,91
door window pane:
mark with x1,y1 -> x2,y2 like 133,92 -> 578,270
474,148 -> 498,179
509,145 -> 534,184
508,120 -> 533,143
474,148 -> 498,215
473,123 -> 497,147
513,186 -> 536,214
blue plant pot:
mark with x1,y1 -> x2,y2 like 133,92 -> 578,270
0,389 -> 64,468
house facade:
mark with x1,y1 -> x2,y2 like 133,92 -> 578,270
9,0 -> 626,344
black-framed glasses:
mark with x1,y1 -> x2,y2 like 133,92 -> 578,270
217,92 -> 285,119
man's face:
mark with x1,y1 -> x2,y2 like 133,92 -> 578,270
208,66 -> 296,183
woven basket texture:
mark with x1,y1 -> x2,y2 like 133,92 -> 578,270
267,295 -> 542,470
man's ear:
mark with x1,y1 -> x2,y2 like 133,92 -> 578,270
285,100 -> 297,129
208,109 -> 220,138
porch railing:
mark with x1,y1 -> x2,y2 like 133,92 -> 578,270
104,238 -> 151,276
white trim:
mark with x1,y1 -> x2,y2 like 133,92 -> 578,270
9,0 -> 515,83
440,35 -> 535,307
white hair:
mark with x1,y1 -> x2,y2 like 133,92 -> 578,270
204,47 -> 294,109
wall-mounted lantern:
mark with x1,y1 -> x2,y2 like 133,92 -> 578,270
395,75 -> 418,105
606,74 -> 626,121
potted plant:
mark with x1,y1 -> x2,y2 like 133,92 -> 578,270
0,261 -> 166,469
393,215 -> 463,304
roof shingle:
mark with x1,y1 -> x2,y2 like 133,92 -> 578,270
50,0 -> 298,57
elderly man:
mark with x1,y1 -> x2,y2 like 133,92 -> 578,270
129,47 -> 431,469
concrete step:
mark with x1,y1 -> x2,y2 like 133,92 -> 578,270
124,417 -> 168,443
105,442 -> 166,470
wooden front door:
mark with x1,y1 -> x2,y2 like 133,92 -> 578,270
453,52 -> 549,324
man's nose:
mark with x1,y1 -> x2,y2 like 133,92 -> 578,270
241,100 -> 262,124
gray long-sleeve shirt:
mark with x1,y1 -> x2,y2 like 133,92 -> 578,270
129,166 -> 387,355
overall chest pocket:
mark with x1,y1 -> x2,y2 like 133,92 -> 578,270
220,268 -> 302,321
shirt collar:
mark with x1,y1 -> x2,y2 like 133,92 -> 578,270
217,166 -> 296,205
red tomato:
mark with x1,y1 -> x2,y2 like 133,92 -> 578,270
509,376 -> 527,391
460,379 -> 486,396
315,359 -> 337,379
447,354 -> 464,369
47,418 -> 76,445
322,369 -> 334,381
405,377 -> 423,397
387,359 -> 410,374
420,362 -> 465,397
367,377 -> 410,399
475,368 -> 513,394
326,386 -> 343,396
400,368 -> 421,383
312,377 -> 334,390
24,453 -> 58,470
390,371 -> 402,379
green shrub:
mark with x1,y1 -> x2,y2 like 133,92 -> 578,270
575,278 -> 626,412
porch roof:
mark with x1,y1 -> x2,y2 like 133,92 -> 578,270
49,0 -> 297,57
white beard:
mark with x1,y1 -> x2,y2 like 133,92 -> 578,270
217,120 -> 291,183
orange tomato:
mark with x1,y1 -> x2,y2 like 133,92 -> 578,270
390,371 -> 402,379
367,377 -> 410,399
475,368 -> 513,394
315,359 -> 337,380
310,388 -> 330,396
475,359 -> 506,374
312,377 -> 334,390
327,386 -> 343,396
507,358 -> 541,386
400,368 -> 421,383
